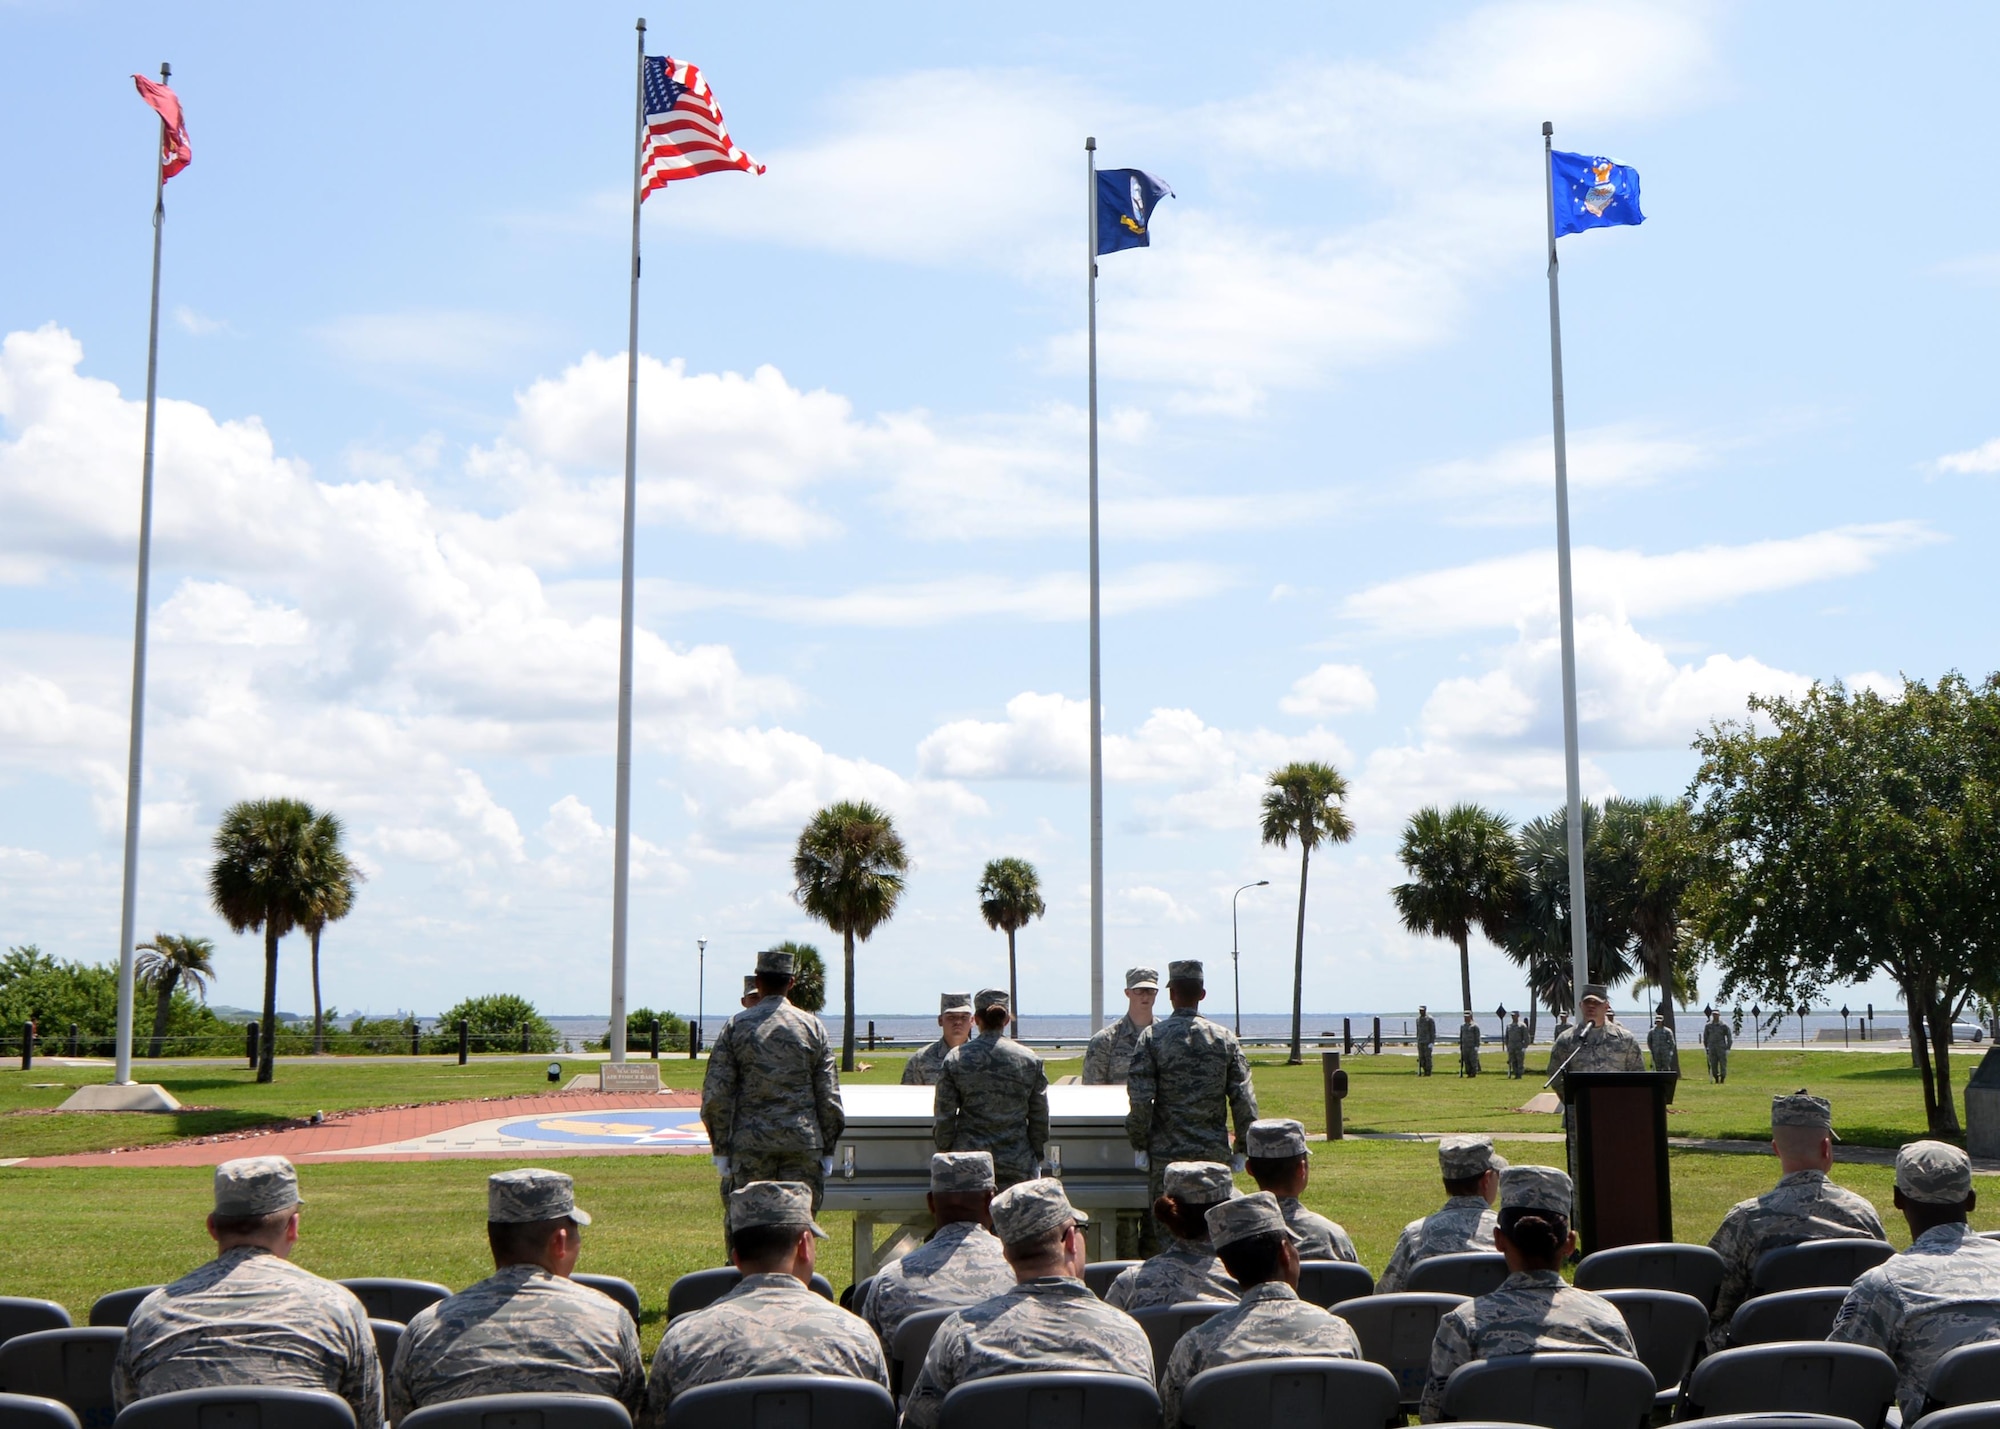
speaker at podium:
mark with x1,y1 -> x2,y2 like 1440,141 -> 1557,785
1565,1071 -> 1677,1254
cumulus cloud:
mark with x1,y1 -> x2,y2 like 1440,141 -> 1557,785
1281,663 -> 1377,717
1937,438 -> 2000,475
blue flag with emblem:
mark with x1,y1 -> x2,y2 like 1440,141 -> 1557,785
1550,149 -> 1643,236
1096,168 -> 1174,255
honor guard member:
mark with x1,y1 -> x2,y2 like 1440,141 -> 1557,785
1705,1090 -> 1887,1348
113,1157 -> 383,1428
389,1169 -> 642,1426
1105,1161 -> 1241,1311
903,992 -> 975,1086
933,988 -> 1050,1188
1830,1141 -> 2000,1426
1547,984 -> 1643,1173
740,975 -> 760,1010
1244,1117 -> 1358,1263
642,1182 -> 888,1425
702,946 -> 845,1246
1159,1192 -> 1364,1428
1458,1011 -> 1483,1077
1378,1135 -> 1504,1293
1418,1165 -> 1637,1423
861,1151 -> 1014,1349
1648,1014 -> 1680,1075
1084,966 -> 1160,1084
1703,1008 -> 1734,1083
1126,959 -> 1259,1226
1503,1011 -> 1529,1078
901,1179 -> 1154,1429
1415,1005 -> 1437,1076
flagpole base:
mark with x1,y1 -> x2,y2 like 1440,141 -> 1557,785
58,1083 -> 182,1112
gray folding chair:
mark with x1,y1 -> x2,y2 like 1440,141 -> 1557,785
664,1375 -> 895,1428
1727,1287 -> 1851,1346
1330,1292 -> 1468,1410
571,1275 -> 642,1324
1682,1418 -> 1863,1429
1920,1339 -> 2000,1417
1752,1240 -> 1895,1295
112,1386 -> 356,1427
1576,1242 -> 1728,1311
1083,1261 -> 1141,1301
665,1270 -> 834,1321
1406,1252 -> 1509,1297
1294,1261 -> 1373,1308
1180,1356 -> 1400,1429
1600,1289 -> 1708,1413
840,1277 -> 876,1314
889,1309 -> 957,1399
1681,1341 -> 1898,1428
336,1277 -> 451,1324
935,1370 -> 1159,1429
402,1393 -> 632,1428
1912,1408 -> 2000,1429
371,1320 -> 404,1375
0,1327 -> 124,1424
0,1393 -> 81,1429
1440,1351 -> 1657,1429
0,1301 -> 72,1350
86,1289 -> 159,1329
1133,1303 -> 1232,1380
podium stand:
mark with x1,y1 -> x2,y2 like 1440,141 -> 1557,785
1567,1071 -> 1676,1254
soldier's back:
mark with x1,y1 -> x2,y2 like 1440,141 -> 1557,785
1420,1271 -> 1634,1420
1104,1239 -> 1238,1311
1280,1199 -> 1357,1263
1133,1011 -> 1248,1157
1377,1198 -> 1497,1292
1160,1283 -> 1360,1428
702,997 -> 839,1156
1707,1169 -> 1886,1341
1830,1223 -> 2000,1422
862,1221 -> 1015,1345
936,1032 -> 1047,1182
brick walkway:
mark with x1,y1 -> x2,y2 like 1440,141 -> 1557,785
21,1090 -> 703,1169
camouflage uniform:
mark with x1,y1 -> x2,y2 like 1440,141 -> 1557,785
1707,1168 -> 1886,1347
1648,1021 -> 1680,1074
1503,1018 -> 1529,1078
1377,1197 -> 1499,1293
1418,1270 -> 1636,1422
902,1039 -> 955,1087
1549,1008 -> 1645,1175
900,1279 -> 1154,1429
389,1266 -> 643,1425
1458,1020 -> 1482,1077
1160,1282 -> 1361,1428
1281,1199 -> 1357,1263
861,1220 -> 1015,1348
933,1018 -> 1050,1188
1125,982 -> 1258,1215
1702,1017 -> 1733,1083
1083,1015 -> 1148,1085
1415,1012 -> 1436,1076
1105,1237 -> 1239,1311
702,979 -> 845,1219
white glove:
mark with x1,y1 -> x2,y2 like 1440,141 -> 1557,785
712,1156 -> 731,1176
821,1157 -> 835,1176
1231,1154 -> 1248,1174
1133,1151 -> 1149,1170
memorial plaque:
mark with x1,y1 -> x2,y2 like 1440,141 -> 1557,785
1567,1070 -> 1676,1254
599,1062 -> 663,1092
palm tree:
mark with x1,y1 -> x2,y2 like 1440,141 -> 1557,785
977,857 -> 1046,1037
1498,802 -> 1636,1021
1259,761 -> 1355,1064
209,797 -> 321,1083
773,941 -> 828,1013
1598,795 -> 1702,1024
299,812 -> 362,1056
1391,804 -> 1521,1015
134,933 -> 215,1059
793,800 -> 909,1072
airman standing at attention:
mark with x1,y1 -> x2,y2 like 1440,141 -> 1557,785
1648,1014 -> 1680,1075
1083,967 -> 1159,1084
1703,1008 -> 1733,1083
903,992 -> 975,1086
1243,1118 -> 1358,1263
1503,1011 -> 1529,1079
1415,1005 -> 1436,1076
1126,960 -> 1258,1232
933,989 -> 1049,1189
1458,1012 -> 1482,1078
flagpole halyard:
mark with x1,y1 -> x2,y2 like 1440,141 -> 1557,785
609,20 -> 648,1065
1085,137 -> 1105,1035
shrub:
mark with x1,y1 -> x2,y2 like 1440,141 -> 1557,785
427,993 -> 558,1055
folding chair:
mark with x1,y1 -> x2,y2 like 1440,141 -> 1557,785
572,1274 -> 641,1324
663,1375 -> 895,1428
371,1320 -> 404,1375
1599,1288 -> 1707,1413
337,1278 -> 451,1324
840,1277 -> 876,1315
86,1290 -> 160,1329
1681,1341 -> 1897,1429
1440,1351 -> 1657,1429
1752,1240 -> 1895,1295
934,1370 -> 1159,1429
665,1270 -> 834,1321
1919,1339 -> 2000,1418
1726,1287 -> 1850,1346
0,1301 -> 72,1351
1912,1408 -> 2000,1429
1575,1242 -> 1728,1311
1132,1302 -> 1231,1381
1179,1356 -> 1399,1429
0,1393 -> 81,1429
1329,1292 -> 1468,1411
402,1392 -> 632,1427
1083,1261 -> 1142,1301
1406,1252 -> 1509,1297
112,1386 -> 356,1427
1680,1418 -> 1863,1429
1294,1261 -> 1373,1308
0,1326 -> 124,1425
889,1309 -> 957,1400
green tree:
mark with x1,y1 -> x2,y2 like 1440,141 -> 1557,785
134,933 -> 215,1059
1688,674 -> 2000,1135
299,812 -> 362,1056
615,1007 -> 690,1052
793,800 -> 909,1072
1391,804 -> 1520,1016
1497,803 -> 1636,1022
1596,796 -> 1703,1023
977,857 -> 1046,1037
209,797 -> 323,1083
1260,761 -> 1355,1064
430,993 -> 559,1055
771,941 -> 828,1013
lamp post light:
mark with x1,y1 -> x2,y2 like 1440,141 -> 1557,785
694,938 -> 706,1060
1231,881 -> 1270,1037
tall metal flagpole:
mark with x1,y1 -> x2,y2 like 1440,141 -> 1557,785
1542,121 -> 1591,1010
112,62 -> 173,1087
1084,137 -> 1105,1034
608,20 -> 647,1065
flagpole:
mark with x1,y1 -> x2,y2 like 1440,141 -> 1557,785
608,19 -> 647,1065
112,62 -> 172,1087
1542,121 -> 1591,1010
1084,137 -> 1105,1034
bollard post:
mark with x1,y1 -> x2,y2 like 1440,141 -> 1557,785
519,1023 -> 529,1054
1343,1017 -> 1352,1055
1320,1051 -> 1347,1140
20,1020 -> 33,1072
457,1019 -> 469,1066
649,1018 -> 660,1060
409,1020 -> 420,1057
1372,1016 -> 1382,1056
246,1021 -> 260,1070
868,1020 -> 876,1051
690,1018 -> 700,1060
68,1023 -> 80,1058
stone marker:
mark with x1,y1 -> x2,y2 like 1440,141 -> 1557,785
599,1062 -> 663,1093
1517,1091 -> 1562,1114
1965,1048 -> 2000,1159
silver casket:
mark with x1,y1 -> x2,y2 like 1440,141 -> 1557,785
824,1083 -> 1150,1276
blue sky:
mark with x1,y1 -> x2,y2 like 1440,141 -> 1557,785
3,2 -> 1996,1025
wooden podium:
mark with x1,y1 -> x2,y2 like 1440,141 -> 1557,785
1567,1071 -> 1676,1254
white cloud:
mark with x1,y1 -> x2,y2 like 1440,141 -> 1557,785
1412,425 -> 1711,523
1281,663 -> 1377,717
172,306 -> 229,336
1117,885 -> 1200,926
156,581 -> 311,647
1937,438 -> 2000,475
314,310 -> 545,375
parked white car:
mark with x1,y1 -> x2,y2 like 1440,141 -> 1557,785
1951,1023 -> 1987,1044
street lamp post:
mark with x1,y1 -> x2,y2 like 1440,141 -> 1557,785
694,938 -> 706,1060
1231,881 -> 1270,1037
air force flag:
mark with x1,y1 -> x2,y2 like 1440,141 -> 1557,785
1095,168 -> 1174,255
1550,150 -> 1643,236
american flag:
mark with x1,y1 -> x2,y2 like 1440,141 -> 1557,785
641,56 -> 763,198
132,74 -> 191,181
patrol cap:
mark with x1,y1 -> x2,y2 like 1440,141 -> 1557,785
214,1156 -> 302,1217
974,988 -> 1010,1013
930,1151 -> 996,1194
755,947 -> 796,977
939,992 -> 973,1015
1896,1140 -> 1973,1206
1772,1089 -> 1839,1141
1580,984 -> 1610,1004
1206,1191 -> 1297,1251
1500,1164 -> 1573,1218
1167,959 -> 1204,984
728,1180 -> 827,1239
1124,967 -> 1160,991
1439,1134 -> 1506,1179
1245,1118 -> 1311,1159
488,1167 -> 592,1226
1162,1161 -> 1237,1203
742,975 -> 759,997
989,1177 -> 1088,1246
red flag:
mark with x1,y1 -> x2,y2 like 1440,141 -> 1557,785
132,75 -> 191,180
